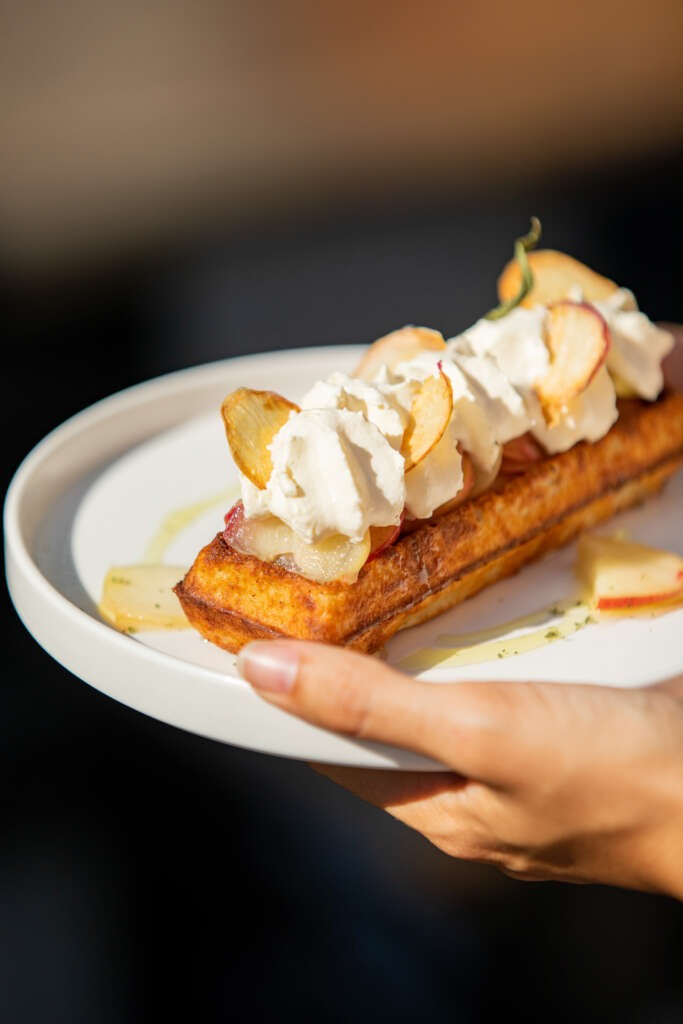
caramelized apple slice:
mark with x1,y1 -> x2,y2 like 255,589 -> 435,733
501,432 -> 544,474
223,500 -> 245,535
221,388 -> 299,489
367,514 -> 405,563
224,502 -> 371,584
535,302 -> 610,426
294,530 -> 372,584
577,534 -> 683,611
498,250 -> 617,309
401,368 -> 453,472
354,326 -> 446,381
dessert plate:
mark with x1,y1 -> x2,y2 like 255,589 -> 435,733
5,347 -> 683,770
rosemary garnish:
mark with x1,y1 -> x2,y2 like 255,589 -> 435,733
485,216 -> 542,321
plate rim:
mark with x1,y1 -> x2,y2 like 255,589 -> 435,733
4,345 -> 444,770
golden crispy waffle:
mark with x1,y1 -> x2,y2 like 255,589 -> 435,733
175,393 -> 683,654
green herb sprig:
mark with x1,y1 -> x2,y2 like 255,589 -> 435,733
485,217 -> 542,321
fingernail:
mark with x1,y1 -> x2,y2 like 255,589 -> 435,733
237,641 -> 300,693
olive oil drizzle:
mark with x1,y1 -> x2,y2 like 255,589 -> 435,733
398,599 -> 593,673
100,488 -> 238,632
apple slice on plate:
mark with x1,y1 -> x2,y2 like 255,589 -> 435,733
498,250 -> 617,309
100,565 -> 190,632
354,326 -> 446,382
577,534 -> 683,611
535,301 -> 610,426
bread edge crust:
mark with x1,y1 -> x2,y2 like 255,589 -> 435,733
175,393 -> 683,654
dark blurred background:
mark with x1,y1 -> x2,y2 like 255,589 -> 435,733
3,3 -> 683,1021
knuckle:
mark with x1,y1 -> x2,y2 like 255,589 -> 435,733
498,851 -> 534,876
432,833 -> 489,861
452,840 -> 492,863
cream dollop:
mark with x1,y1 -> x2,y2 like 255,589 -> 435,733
448,305 -> 618,452
301,372 -> 406,448
235,279 -> 668,546
402,419 -> 464,519
300,361 -> 467,520
450,350 -> 531,445
385,352 -> 497,517
589,288 -> 674,400
241,407 -> 405,543
527,365 -> 618,454
450,307 -> 550,391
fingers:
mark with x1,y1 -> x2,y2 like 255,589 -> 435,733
653,672 -> 683,700
310,763 -> 462,810
237,639 -> 511,778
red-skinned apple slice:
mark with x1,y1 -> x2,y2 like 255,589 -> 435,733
367,512 -> 405,563
500,432 -> 544,474
225,499 -> 400,574
354,326 -> 446,382
223,500 -> 245,543
223,500 -> 371,583
577,534 -> 683,611
535,301 -> 610,427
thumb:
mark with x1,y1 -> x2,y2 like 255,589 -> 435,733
654,672 -> 683,700
237,639 -> 505,775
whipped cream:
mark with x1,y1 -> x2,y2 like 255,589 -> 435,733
588,288 -> 674,400
233,277 -> 670,546
450,350 -> 531,445
527,365 -> 618,454
241,407 -> 405,543
448,305 -> 618,453
402,420 -> 464,519
450,306 -> 550,391
301,372 -> 406,448
301,361 -> 467,520
384,352 -> 499,516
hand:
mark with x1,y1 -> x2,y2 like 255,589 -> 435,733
238,641 -> 683,898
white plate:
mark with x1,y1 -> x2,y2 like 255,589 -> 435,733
5,346 -> 683,770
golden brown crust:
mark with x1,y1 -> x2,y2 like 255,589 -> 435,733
175,392 -> 683,654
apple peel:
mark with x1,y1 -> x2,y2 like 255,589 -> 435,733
535,301 -> 610,427
367,515 -> 404,563
401,368 -> 453,473
224,502 -> 371,584
501,432 -> 544,474
221,388 -> 300,490
577,534 -> 683,611
354,326 -> 446,382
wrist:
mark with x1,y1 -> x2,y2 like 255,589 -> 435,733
636,695 -> 683,899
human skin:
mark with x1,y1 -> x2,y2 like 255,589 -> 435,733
236,329 -> 683,898
238,641 -> 683,898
